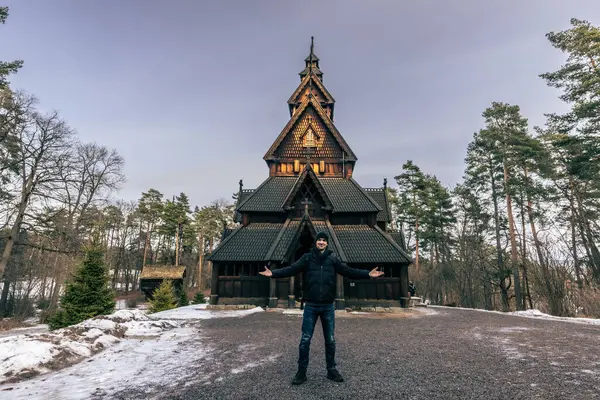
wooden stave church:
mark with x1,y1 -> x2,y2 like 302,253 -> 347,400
207,38 -> 412,309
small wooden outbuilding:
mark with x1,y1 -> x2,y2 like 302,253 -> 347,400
139,265 -> 186,299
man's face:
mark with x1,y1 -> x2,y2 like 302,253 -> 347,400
316,238 -> 328,250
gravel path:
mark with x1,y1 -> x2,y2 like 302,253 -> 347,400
111,307 -> 600,400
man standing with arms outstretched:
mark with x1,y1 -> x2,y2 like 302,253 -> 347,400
260,230 -> 384,385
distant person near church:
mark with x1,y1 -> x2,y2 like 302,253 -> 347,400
408,281 -> 416,297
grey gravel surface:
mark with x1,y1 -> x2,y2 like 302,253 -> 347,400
110,307 -> 600,400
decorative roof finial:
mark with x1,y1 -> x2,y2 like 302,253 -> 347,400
309,37 -> 314,73
299,36 -> 322,80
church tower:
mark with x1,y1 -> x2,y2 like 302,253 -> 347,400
263,37 -> 357,179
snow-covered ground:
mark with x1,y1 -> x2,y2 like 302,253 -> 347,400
431,305 -> 600,326
0,304 -> 264,400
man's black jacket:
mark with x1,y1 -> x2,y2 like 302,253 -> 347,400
271,247 -> 370,304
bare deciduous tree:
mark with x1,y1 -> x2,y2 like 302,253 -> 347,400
0,102 -> 74,314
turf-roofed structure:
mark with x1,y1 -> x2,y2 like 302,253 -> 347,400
208,38 -> 412,309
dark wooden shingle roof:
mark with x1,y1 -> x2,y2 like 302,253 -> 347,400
388,231 -> 407,252
288,74 -> 334,106
363,188 -> 392,222
208,223 -> 283,262
237,177 -> 297,212
320,178 -> 381,213
268,220 -> 301,261
208,220 -> 410,265
331,225 -> 411,264
236,175 -> 382,215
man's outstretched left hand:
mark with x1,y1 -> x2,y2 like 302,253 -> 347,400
369,266 -> 384,278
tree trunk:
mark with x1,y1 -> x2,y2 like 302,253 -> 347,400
142,225 -> 150,268
48,254 -> 65,313
571,212 -> 583,288
414,219 -> 420,278
504,162 -> 522,310
519,194 -> 530,310
499,278 -> 510,312
0,280 -> 11,317
489,159 -> 504,281
0,185 -> 31,282
197,233 -> 205,289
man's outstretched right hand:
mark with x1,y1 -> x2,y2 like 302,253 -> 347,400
259,266 -> 272,277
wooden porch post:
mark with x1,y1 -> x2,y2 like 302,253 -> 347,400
288,275 -> 296,308
335,274 -> 345,310
269,275 -> 278,308
210,261 -> 219,305
400,263 -> 409,308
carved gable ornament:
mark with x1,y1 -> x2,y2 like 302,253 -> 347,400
301,116 -> 320,148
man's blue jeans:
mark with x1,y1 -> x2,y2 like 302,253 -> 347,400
298,302 -> 336,370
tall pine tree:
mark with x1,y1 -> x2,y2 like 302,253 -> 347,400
539,18 -> 600,282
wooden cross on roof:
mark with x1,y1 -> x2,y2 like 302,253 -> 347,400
301,197 -> 313,215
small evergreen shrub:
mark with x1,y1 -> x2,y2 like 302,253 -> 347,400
177,287 -> 189,307
48,245 -> 115,330
148,280 -> 178,313
193,292 -> 206,304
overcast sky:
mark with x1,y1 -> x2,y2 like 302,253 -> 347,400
2,1 -> 599,208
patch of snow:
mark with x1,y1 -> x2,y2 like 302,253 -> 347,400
231,362 -> 261,374
106,309 -> 150,322
0,304 -> 267,389
121,319 -> 180,337
0,336 -> 55,378
581,369 -> 597,375
498,326 -> 530,333
511,309 -> 545,317
431,305 -> 600,326
80,328 -> 104,340
283,309 -> 304,315
509,310 -> 600,325
5,326 -> 214,399
92,334 -> 120,350
0,324 -> 49,339
77,318 -> 118,332
230,354 -> 280,375
150,305 -> 264,320
2,327 -> 212,400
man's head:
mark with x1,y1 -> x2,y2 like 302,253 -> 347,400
315,231 -> 329,251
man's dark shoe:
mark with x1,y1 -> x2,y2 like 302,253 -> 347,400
327,368 -> 344,382
292,368 -> 307,385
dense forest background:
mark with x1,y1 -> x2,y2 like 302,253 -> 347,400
1,8 -> 599,321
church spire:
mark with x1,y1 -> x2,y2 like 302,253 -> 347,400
299,36 -> 323,80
